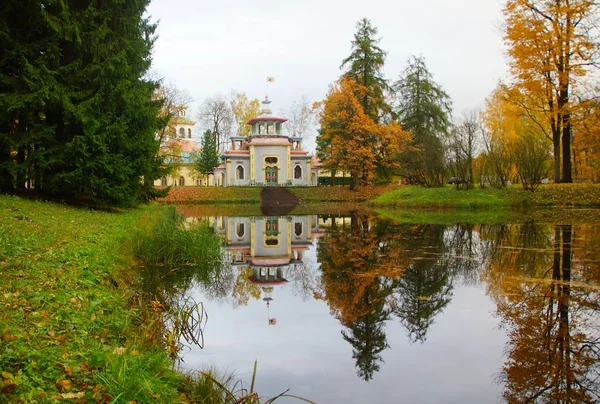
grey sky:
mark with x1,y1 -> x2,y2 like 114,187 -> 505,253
147,0 -> 508,151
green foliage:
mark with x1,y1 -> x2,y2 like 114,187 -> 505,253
0,0 -> 162,206
132,205 -> 222,267
341,18 -> 391,122
394,56 -> 452,187
196,130 -> 221,184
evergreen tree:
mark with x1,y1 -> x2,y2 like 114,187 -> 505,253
196,130 -> 220,185
341,18 -> 391,123
394,56 -> 452,187
0,0 -> 162,205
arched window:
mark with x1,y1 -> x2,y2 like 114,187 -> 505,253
265,157 -> 278,164
294,165 -> 302,179
179,176 -> 185,186
236,165 -> 244,180
161,177 -> 167,186
295,222 -> 302,236
188,128 -> 191,138
179,127 -> 185,138
236,223 -> 245,238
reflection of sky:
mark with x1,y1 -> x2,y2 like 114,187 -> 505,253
180,238 -> 507,403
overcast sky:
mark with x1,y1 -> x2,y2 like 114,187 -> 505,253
146,0 -> 509,150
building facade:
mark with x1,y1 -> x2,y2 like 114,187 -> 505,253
214,96 -> 318,187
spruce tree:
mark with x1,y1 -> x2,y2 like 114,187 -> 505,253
0,0 -> 162,205
196,130 -> 220,185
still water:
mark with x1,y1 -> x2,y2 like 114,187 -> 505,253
166,210 -> 600,403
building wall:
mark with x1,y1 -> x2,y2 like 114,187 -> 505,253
153,165 -> 214,187
225,158 -> 251,186
251,145 -> 290,185
290,157 -> 312,186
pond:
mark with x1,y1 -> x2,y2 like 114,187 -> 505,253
155,208 -> 600,403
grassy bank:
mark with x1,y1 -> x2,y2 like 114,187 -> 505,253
288,185 -> 393,203
371,184 -> 600,208
0,196 -> 186,402
157,186 -> 261,204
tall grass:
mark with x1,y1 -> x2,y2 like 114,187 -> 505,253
132,206 -> 222,267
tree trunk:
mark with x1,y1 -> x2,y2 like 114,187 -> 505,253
553,131 -> 561,183
562,113 -> 572,183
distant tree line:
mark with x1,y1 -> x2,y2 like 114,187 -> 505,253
318,10 -> 600,190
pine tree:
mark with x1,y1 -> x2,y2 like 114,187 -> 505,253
394,56 -> 452,186
196,130 -> 220,185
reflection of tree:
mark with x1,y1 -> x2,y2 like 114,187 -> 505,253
231,266 -> 261,308
317,212 -> 404,381
390,225 -> 453,343
342,285 -> 390,381
488,224 -> 600,403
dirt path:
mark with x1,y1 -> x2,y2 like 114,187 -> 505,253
260,187 -> 299,216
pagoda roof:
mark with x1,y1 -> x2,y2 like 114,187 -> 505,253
246,115 -> 288,125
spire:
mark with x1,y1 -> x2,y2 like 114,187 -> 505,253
260,95 -> 272,115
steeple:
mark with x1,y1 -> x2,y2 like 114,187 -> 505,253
260,95 -> 272,115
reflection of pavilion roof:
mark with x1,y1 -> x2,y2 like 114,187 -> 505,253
248,276 -> 288,286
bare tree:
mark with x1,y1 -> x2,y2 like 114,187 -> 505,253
197,95 -> 233,153
285,96 -> 317,142
448,110 -> 480,189
153,80 -> 193,145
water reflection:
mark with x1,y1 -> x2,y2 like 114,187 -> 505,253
171,208 -> 600,403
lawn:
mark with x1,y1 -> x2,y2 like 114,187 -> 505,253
0,196 -> 182,402
157,186 -> 261,204
371,183 -> 600,208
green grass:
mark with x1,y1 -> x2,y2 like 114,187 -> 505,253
371,184 -> 600,208
288,185 -> 392,203
158,186 -> 262,204
132,205 -> 222,267
0,195 -> 183,402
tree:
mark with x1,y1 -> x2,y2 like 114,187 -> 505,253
0,0 -> 163,205
341,18 -> 391,122
197,95 -> 233,153
196,130 -> 220,185
503,0 -> 599,183
448,111 -> 480,189
284,96 -> 316,139
230,92 -> 260,138
394,56 -> 453,187
154,81 -> 193,145
316,78 -> 409,190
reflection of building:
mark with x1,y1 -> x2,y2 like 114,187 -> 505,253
213,96 -> 318,187
214,215 -> 320,323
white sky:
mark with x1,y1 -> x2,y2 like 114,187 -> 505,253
147,0 -> 509,151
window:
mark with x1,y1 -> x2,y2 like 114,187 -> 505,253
236,223 -> 245,238
294,165 -> 302,179
188,128 -> 191,138
179,127 -> 185,138
179,176 -> 185,186
161,177 -> 167,186
259,125 -> 265,134
267,124 -> 274,134
265,157 -> 278,164
295,222 -> 302,237
236,165 -> 244,180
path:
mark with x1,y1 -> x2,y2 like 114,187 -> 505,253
260,187 -> 299,216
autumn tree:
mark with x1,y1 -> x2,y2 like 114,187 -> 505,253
341,18 -> 392,122
503,0 -> 600,183
317,78 -> 409,190
230,92 -> 260,138
394,56 -> 452,187
196,130 -> 220,185
197,95 -> 233,153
